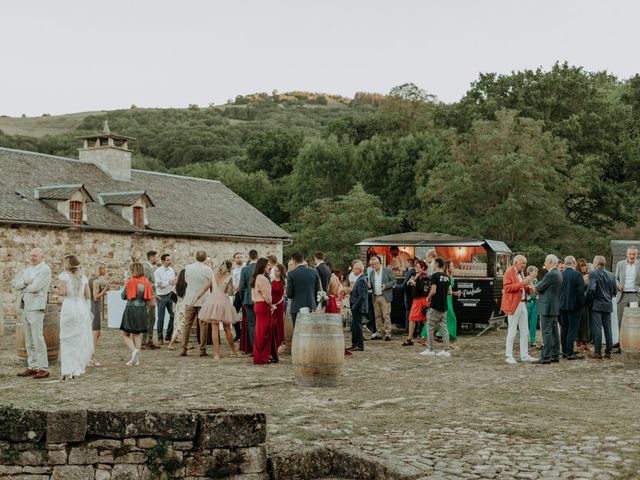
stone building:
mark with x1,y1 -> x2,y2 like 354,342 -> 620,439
0,124 -> 290,330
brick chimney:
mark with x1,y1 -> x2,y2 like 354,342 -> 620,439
78,120 -> 135,181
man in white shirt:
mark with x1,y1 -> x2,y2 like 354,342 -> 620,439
614,246 -> 640,344
181,251 -> 215,356
155,254 -> 176,344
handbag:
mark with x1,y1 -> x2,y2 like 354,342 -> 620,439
169,291 -> 178,303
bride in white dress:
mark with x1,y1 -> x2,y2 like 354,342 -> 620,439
58,254 -> 94,380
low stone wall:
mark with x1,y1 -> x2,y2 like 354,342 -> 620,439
0,407 -> 267,480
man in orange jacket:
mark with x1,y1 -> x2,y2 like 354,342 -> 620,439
501,255 -> 537,364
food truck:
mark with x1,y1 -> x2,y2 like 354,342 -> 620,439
355,232 -> 512,332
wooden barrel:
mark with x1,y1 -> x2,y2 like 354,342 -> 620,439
620,307 -> 640,368
291,311 -> 344,387
16,303 -> 60,362
282,303 -> 294,355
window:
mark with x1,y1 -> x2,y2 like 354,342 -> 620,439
69,201 -> 83,225
133,206 -> 144,228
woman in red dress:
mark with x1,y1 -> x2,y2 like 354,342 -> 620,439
251,258 -> 277,364
403,259 -> 430,346
271,264 -> 287,348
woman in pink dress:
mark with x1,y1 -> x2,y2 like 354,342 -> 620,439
195,260 -> 239,359
271,264 -> 287,349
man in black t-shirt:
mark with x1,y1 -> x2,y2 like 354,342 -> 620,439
421,258 -> 452,358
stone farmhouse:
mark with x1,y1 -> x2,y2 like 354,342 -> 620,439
0,124 -> 290,329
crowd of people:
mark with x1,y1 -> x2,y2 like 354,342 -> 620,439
13,244 -> 634,380
502,248 -> 633,365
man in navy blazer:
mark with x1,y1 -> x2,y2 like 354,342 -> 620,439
239,249 -> 258,349
534,254 -> 563,364
348,260 -> 368,351
559,256 -> 586,360
586,255 -> 617,359
286,252 -> 320,327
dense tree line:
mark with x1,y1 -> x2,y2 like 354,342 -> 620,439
2,64 -> 640,268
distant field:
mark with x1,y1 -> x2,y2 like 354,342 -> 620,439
0,111 -> 107,137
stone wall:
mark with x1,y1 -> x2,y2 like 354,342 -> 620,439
0,225 -> 283,328
0,407 -> 267,480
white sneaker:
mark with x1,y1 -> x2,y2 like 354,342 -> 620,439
506,357 -> 517,365
522,356 -> 537,362
420,349 -> 436,357
436,350 -> 451,357
370,333 -> 380,340
133,349 -> 140,366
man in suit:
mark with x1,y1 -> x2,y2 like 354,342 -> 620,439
286,252 -> 320,327
142,250 -> 159,350
614,246 -> 640,348
533,254 -> 563,364
587,255 -> 618,359
500,254 -> 536,364
559,256 -> 585,360
368,256 -> 395,341
181,250 -> 214,356
349,260 -> 368,351
314,251 -> 331,292
14,248 -> 52,379
239,249 -> 259,349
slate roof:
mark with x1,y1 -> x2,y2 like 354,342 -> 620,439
98,191 -> 153,207
0,147 -> 290,241
34,184 -> 93,201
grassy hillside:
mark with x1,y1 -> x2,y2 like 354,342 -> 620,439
0,111 -> 106,137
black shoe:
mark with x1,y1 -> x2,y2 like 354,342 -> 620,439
533,359 -> 551,365
233,336 -> 240,342
347,346 -> 364,352
551,358 -> 560,363
384,336 -> 391,341
566,354 -> 584,360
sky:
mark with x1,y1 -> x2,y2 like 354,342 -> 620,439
1,0 -> 639,117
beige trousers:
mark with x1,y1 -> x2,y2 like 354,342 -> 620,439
373,295 -> 392,337
23,309 -> 48,370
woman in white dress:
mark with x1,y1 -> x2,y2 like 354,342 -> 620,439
58,254 -> 94,380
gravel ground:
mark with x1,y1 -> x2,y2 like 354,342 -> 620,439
1,326 -> 639,479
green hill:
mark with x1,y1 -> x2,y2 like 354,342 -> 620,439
2,69 -> 639,266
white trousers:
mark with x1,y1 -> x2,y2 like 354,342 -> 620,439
505,302 -> 529,360
23,309 -> 48,370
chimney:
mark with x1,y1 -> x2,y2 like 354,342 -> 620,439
78,120 -> 135,181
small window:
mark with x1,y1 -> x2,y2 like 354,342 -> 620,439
133,206 -> 144,228
69,201 -> 83,225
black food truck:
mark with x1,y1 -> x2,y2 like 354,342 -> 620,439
355,232 -> 512,332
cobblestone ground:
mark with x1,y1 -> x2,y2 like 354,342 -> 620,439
1,327 -> 639,480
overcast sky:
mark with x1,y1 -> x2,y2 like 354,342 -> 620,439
1,0 -> 639,117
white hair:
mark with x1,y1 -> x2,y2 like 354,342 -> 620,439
545,254 -> 559,266
512,254 -> 527,265
627,246 -> 638,253
593,255 -> 607,267
564,256 -> 576,266
352,260 -> 364,270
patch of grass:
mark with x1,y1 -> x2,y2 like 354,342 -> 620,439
145,440 -> 186,480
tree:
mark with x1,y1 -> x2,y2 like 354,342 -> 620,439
285,184 -> 400,269
388,83 -> 436,103
238,127 -> 304,179
355,132 -> 445,217
286,136 -> 356,216
417,110 -> 569,250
